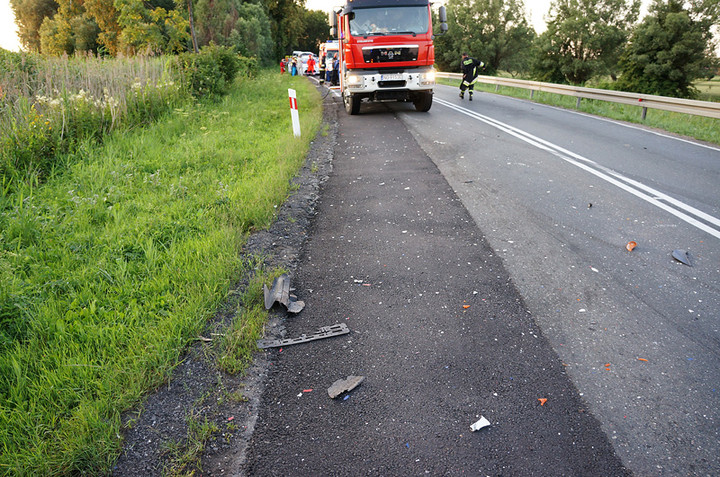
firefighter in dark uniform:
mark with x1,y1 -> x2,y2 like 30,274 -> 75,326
459,52 -> 484,100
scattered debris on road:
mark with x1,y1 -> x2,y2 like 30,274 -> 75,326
328,375 -> 365,399
470,416 -> 491,431
256,323 -> 350,349
263,273 -> 305,313
672,249 -> 692,266
626,241 -> 637,252
538,398 -> 548,406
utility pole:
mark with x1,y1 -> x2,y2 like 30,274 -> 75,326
187,0 -> 199,53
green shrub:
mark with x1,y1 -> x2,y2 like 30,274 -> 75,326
175,45 -> 241,98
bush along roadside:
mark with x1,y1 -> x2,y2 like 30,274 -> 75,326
0,71 -> 322,474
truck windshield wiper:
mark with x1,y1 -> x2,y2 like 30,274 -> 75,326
392,31 -> 417,36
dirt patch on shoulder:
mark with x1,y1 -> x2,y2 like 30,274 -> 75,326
112,85 -> 339,477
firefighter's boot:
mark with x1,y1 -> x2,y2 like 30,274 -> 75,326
459,91 -> 464,99
469,92 -> 473,101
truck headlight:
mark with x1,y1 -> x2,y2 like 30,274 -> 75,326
347,75 -> 363,87
420,71 -> 435,85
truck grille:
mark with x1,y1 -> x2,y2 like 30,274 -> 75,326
362,47 -> 419,63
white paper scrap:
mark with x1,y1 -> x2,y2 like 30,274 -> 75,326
470,416 -> 491,432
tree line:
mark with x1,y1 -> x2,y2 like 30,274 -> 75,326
10,0 -> 719,98
434,0 -> 719,98
10,0 -> 330,65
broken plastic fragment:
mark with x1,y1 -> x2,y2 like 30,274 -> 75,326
470,416 -> 491,431
672,249 -> 692,266
626,241 -> 637,251
263,273 -> 305,313
538,398 -> 547,406
328,375 -> 365,399
257,323 -> 350,349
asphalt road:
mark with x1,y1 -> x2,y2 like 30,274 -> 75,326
241,91 -> 632,475
398,84 -> 720,475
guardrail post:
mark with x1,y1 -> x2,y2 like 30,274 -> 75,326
576,97 -> 581,109
638,98 -> 647,120
495,84 -> 499,92
530,90 -> 535,99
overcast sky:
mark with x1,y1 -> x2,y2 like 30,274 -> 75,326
1,0 -> 20,51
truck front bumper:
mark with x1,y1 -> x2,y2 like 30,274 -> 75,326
344,67 -> 435,96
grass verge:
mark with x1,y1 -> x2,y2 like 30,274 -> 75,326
0,71 -> 322,475
437,78 -> 720,145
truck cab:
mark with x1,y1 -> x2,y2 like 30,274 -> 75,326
331,0 -> 447,114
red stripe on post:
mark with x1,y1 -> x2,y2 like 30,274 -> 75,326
289,97 -> 298,110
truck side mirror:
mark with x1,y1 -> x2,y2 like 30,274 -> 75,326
329,11 -> 338,39
438,6 -> 448,34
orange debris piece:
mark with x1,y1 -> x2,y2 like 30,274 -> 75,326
538,398 -> 547,406
626,241 -> 637,251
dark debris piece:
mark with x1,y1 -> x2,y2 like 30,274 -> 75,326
672,249 -> 692,267
263,273 -> 305,313
328,375 -> 365,399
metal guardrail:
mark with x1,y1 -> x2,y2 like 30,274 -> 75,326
436,72 -> 720,120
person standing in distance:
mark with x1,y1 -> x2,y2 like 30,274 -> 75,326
459,52 -> 484,101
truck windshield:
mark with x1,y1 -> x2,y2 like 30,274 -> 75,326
350,6 -> 429,36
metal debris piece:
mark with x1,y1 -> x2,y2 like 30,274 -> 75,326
672,249 -> 692,266
328,375 -> 365,399
256,323 -> 350,349
263,273 -> 305,313
470,416 -> 491,432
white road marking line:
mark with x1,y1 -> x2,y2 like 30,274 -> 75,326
435,97 -> 720,240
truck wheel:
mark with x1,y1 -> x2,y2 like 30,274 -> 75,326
344,93 -> 361,115
413,92 -> 433,112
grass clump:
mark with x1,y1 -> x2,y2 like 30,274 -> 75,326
437,77 -> 720,145
0,71 -> 322,475
216,268 -> 280,375
162,408 -> 219,477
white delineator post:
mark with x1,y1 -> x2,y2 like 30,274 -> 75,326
288,89 -> 301,137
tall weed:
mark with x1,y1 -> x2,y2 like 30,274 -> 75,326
0,52 -> 187,192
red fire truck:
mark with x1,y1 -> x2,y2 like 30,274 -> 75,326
330,0 -> 447,114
